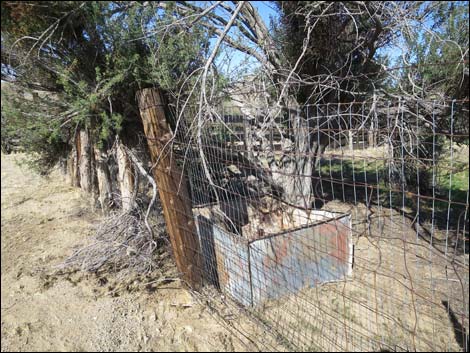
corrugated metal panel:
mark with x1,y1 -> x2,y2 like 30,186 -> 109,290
208,211 -> 352,307
213,225 -> 253,306
249,214 -> 351,305
194,214 -> 220,289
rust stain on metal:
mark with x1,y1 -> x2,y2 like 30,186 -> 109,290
201,211 -> 352,306
262,235 -> 292,269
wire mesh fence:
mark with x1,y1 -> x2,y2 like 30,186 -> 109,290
156,97 -> 469,352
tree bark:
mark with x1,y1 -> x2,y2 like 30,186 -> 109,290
116,137 -> 135,211
271,110 -> 315,209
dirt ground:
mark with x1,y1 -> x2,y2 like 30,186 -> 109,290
0,153 -> 262,352
2,152 -> 468,352
260,200 -> 469,352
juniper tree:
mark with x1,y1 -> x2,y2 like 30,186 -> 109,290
2,1 -> 467,210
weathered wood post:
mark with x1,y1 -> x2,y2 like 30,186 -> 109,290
67,136 -> 80,187
116,137 -> 135,211
136,88 -> 202,289
368,120 -> 377,148
349,130 -> 354,152
94,145 -> 113,214
79,127 -> 93,193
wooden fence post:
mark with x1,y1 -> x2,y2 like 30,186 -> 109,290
136,88 -> 202,289
67,137 -> 80,187
348,130 -> 354,152
94,145 -> 114,214
116,137 -> 136,211
79,127 -> 93,193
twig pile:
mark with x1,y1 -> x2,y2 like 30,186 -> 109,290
60,208 -> 164,276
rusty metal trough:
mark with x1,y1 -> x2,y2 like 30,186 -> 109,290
194,208 -> 353,307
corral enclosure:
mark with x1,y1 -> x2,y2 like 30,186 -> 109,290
161,98 -> 469,352
1,1 -> 468,352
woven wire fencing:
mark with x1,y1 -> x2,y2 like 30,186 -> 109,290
167,98 -> 469,352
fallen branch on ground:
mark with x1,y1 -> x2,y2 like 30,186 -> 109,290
59,206 -> 165,276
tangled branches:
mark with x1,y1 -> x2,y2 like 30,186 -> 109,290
60,205 -> 166,277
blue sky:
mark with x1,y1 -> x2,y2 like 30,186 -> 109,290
211,1 -> 409,76
254,1 -> 279,24
212,1 -> 279,74
211,1 -> 402,74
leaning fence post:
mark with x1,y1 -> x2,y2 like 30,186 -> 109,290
136,88 -> 202,289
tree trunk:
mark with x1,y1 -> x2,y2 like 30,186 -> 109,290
116,138 -> 135,211
78,128 -> 93,193
270,109 -> 315,209
94,145 -> 113,214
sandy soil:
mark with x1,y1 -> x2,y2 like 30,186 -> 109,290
0,153 -> 259,352
258,201 -> 469,352
2,152 -> 467,352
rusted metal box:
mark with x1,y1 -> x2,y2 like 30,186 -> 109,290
194,208 -> 353,306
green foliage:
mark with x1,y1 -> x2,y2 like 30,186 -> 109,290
400,2 -> 469,99
1,85 -> 69,174
273,1 -> 391,104
1,1 -> 210,173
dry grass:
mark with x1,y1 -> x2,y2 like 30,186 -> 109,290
251,201 -> 469,352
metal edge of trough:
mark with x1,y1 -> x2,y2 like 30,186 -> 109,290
194,206 -> 353,307
247,211 -> 353,305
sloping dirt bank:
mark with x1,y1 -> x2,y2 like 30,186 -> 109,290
1,153 -> 258,352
